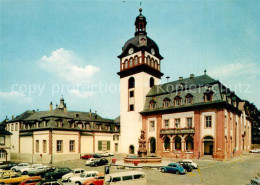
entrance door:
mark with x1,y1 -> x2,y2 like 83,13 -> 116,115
203,136 -> 214,155
150,137 -> 156,153
129,145 -> 135,154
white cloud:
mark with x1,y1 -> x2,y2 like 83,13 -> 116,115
0,91 -> 32,103
209,62 -> 258,79
39,48 -> 100,84
68,89 -> 94,98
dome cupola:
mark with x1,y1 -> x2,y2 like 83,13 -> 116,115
135,8 -> 147,36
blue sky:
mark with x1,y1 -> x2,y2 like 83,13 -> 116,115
1,0 -> 259,120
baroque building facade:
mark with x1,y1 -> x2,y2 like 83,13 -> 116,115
118,9 -> 252,160
4,97 -> 120,163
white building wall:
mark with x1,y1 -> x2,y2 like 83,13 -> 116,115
200,111 -> 216,139
81,136 -> 94,154
33,131 -> 49,155
20,136 -> 33,154
147,117 -> 157,140
119,71 -> 160,154
162,111 -> 194,128
6,122 -> 20,153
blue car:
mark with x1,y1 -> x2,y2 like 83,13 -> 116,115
160,163 -> 186,174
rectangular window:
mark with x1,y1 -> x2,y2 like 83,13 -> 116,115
129,90 -> 134,98
205,116 -> 212,128
57,140 -> 63,152
69,140 -> 75,152
36,140 -> 39,153
149,121 -> 155,132
129,104 -> 134,111
15,123 -> 18,131
0,136 -> 5,145
98,141 -> 102,151
107,141 -> 110,150
175,118 -> 180,128
43,140 -> 47,153
164,120 -> 169,128
11,124 -> 14,131
187,118 -> 192,128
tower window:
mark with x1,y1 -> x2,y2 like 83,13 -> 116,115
125,60 -> 128,69
150,77 -> 155,87
151,59 -> 154,67
147,57 -> 150,65
129,104 -> 134,111
134,56 -> 138,65
128,77 -> 135,89
129,90 -> 134,97
129,58 -> 133,67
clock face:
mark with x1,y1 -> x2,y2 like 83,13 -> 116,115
128,48 -> 134,55
151,48 -> 155,55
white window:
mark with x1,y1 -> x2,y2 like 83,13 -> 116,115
57,140 -> 63,152
149,121 -> 155,132
175,119 -> 180,128
187,118 -> 192,128
164,120 -> 169,128
205,116 -> 212,128
0,150 -> 6,159
69,140 -> 75,152
0,137 -> 5,145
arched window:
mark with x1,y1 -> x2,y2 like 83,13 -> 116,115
125,60 -> 128,69
134,56 -> 138,65
164,136 -> 170,151
0,150 -> 6,159
204,88 -> 214,102
185,94 -> 193,104
163,98 -> 171,108
149,100 -> 156,109
151,59 -> 154,67
147,57 -> 150,65
175,136 -> 182,150
128,77 -> 135,89
155,61 -> 158,69
186,136 -> 194,150
129,58 -> 133,67
174,96 -> 182,106
150,77 -> 155,87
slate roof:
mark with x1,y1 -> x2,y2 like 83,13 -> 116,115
142,74 -> 240,114
0,120 -> 12,135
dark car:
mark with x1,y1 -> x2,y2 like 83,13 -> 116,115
28,166 -> 56,177
36,179 -> 62,185
92,154 -> 101,158
81,154 -> 94,159
44,167 -> 71,179
160,163 -> 186,174
90,158 -> 108,167
177,161 -> 193,172
0,163 -> 18,170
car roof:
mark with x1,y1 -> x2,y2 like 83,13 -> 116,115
72,168 -> 85,171
82,171 -> 99,174
168,163 -> 178,165
107,171 -> 145,178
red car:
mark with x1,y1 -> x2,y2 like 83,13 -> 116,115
83,174 -> 104,185
81,154 -> 94,159
19,176 -> 42,185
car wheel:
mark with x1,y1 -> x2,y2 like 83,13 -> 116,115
176,170 -> 180,175
76,182 -> 81,185
161,168 -> 165,173
95,164 -> 98,167
23,171 -> 28,175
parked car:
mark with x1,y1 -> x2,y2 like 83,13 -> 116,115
28,166 -> 56,177
11,163 -> 30,172
44,167 -> 71,179
0,170 -> 17,178
105,171 -> 147,185
92,154 -> 101,158
81,154 -> 94,159
21,164 -> 45,175
160,163 -> 186,174
249,148 -> 260,153
19,176 -> 42,185
0,163 -> 18,170
100,152 -> 110,157
0,174 -> 29,184
68,171 -> 99,185
181,159 -> 198,169
90,158 -> 108,167
247,177 -> 260,185
177,161 -> 193,172
85,158 -> 96,166
35,179 -> 62,185
61,168 -> 85,182
83,173 -> 104,185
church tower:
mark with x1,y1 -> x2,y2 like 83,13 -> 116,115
118,8 -> 164,154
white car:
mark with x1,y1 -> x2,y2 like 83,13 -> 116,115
100,152 -> 110,157
20,164 -> 43,174
182,159 -> 198,169
249,148 -> 260,153
21,165 -> 47,175
11,163 -> 30,172
85,158 -> 95,166
68,171 -> 98,185
61,168 -> 85,182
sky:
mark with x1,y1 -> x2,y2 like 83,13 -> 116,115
0,0 -> 259,120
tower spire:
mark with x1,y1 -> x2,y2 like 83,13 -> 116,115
135,7 -> 147,36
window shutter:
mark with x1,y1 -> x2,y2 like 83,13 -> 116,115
98,141 -> 102,151
107,141 -> 110,150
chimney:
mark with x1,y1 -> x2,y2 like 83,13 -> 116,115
190,74 -> 194,79
50,102 -> 53,111
89,109 -> 92,117
179,77 -> 183,81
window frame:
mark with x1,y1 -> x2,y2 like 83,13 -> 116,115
205,116 -> 212,128
69,140 -> 75,152
164,119 -> 169,128
186,117 -> 193,128
36,140 -> 39,153
149,121 -> 155,132
175,118 -> 180,128
0,136 -> 5,145
56,140 -> 63,153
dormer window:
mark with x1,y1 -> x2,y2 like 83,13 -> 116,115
174,96 -> 182,106
149,100 -> 156,109
163,98 -> 171,108
204,90 -> 214,102
185,94 -> 193,104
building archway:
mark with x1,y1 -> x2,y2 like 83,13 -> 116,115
129,145 -> 135,154
0,149 -> 7,162
203,136 -> 214,155
149,137 -> 156,153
